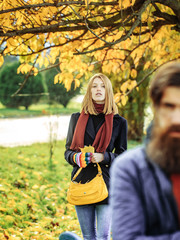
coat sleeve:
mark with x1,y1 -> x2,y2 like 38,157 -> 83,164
110,155 -> 180,240
103,117 -> 128,165
114,117 -> 128,154
64,113 -> 79,166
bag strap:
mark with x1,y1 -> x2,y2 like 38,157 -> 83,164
72,163 -> 102,181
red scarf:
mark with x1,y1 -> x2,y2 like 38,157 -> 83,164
70,103 -> 114,153
171,174 -> 180,225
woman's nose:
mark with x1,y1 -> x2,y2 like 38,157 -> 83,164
97,86 -> 101,91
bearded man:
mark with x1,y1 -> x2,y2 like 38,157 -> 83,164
110,61 -> 180,240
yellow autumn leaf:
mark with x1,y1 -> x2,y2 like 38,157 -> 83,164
44,57 -> 49,68
18,43 -> 29,53
76,73 -> 83,79
119,0 -> 131,9
114,93 -> 121,103
17,63 -> 32,74
121,81 -> 128,92
120,95 -> 128,106
3,230 -> 10,239
33,15 -> 42,26
17,64 -> 38,75
80,146 -> 94,153
74,79 -> 81,88
147,18 -> 153,30
60,72 -> 74,90
29,225 -> 44,232
36,55 -> 44,68
144,61 -> 151,70
0,55 -> 4,67
21,33 -> 34,39
85,0 -> 90,6
102,64 -> 112,74
0,207 -> 7,212
130,69 -> 137,78
54,73 -> 61,84
1,16 -> 11,33
33,67 -> 39,76
7,37 -> 18,47
9,236 -> 22,240
16,11 -> 24,26
32,184 -> 39,190
88,65 -> 94,71
129,80 -> 137,89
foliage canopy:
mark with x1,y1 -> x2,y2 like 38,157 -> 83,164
0,0 -> 179,140
0,0 -> 179,93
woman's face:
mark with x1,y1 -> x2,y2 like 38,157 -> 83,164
91,77 -> 106,104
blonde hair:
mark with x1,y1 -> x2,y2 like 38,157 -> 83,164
82,73 -> 118,115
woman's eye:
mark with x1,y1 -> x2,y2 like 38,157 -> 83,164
162,103 -> 174,109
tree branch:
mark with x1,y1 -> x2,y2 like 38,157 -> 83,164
74,0 -> 152,54
0,1 -> 119,15
125,57 -> 180,96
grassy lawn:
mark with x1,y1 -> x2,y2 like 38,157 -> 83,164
0,140 -> 79,240
0,101 -> 81,118
0,140 -> 141,240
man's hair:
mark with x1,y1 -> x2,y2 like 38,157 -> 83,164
82,73 -> 118,115
150,61 -> 180,106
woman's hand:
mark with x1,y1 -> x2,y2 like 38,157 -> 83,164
91,153 -> 104,163
73,152 -> 92,168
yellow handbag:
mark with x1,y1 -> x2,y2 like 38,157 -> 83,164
67,163 -> 108,205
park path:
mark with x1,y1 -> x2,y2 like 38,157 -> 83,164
0,115 -> 71,147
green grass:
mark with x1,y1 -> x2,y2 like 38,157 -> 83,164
128,140 -> 142,149
0,140 -> 80,240
0,140 -> 140,239
0,101 -> 81,118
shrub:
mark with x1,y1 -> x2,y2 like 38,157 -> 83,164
45,67 -> 81,108
0,62 -> 45,109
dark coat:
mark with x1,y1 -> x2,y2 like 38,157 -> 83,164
110,146 -> 180,240
65,112 -> 128,204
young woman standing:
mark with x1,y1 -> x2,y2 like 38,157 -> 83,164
65,73 -> 128,240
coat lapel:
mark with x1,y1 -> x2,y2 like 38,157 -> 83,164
85,116 -> 105,141
85,117 -> 96,140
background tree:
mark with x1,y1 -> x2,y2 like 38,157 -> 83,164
45,66 -> 81,108
0,62 -> 44,109
110,47 -> 154,140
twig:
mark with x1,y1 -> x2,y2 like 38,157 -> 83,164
11,56 -> 39,97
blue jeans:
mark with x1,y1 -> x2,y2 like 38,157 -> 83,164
75,204 -> 111,240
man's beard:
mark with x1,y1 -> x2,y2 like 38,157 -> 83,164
146,123 -> 180,174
